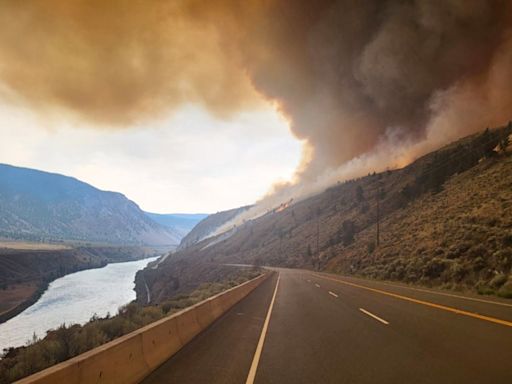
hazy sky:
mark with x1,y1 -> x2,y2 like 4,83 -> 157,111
0,103 -> 301,213
1,1 -> 510,214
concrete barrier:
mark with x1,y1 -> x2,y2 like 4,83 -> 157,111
141,316 -> 182,370
194,300 -> 216,329
16,272 -> 272,384
175,306 -> 201,345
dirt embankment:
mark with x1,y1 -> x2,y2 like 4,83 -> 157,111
134,256 -> 259,305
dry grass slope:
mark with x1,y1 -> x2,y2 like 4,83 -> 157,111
329,155 -> 512,297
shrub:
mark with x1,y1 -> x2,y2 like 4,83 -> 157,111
497,277 -> 512,298
501,232 -> 512,247
476,283 -> 495,296
356,185 -> 364,202
448,262 -> 467,282
422,257 -> 447,279
342,220 -> 356,246
472,256 -> 486,271
390,265 -> 405,280
448,241 -> 471,258
489,274 -> 508,288
493,249 -> 512,270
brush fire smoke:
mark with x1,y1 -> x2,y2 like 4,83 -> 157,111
1,0 -> 511,228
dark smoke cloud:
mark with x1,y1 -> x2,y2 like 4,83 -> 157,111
0,0 -> 261,125
0,0 -> 511,184
234,0 -> 512,179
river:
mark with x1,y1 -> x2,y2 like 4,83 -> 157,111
0,257 -> 157,352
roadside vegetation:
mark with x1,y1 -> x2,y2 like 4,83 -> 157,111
0,267 -> 260,383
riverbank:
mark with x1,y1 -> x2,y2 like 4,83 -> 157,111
0,246 -> 162,324
0,266 -> 261,383
0,282 -> 48,324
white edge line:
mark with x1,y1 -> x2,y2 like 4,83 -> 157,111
246,274 -> 280,384
359,308 -> 389,325
328,291 -> 338,298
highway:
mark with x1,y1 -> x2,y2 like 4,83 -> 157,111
141,268 -> 512,384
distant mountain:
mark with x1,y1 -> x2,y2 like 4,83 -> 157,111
177,205 -> 251,250
144,212 -> 208,237
0,164 -> 180,246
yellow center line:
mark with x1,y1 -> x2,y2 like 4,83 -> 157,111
345,276 -> 512,308
313,274 -> 512,328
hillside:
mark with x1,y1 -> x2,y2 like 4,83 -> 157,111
0,164 -> 179,246
134,260 -> 258,305
177,205 -> 251,250
137,124 -> 512,301
325,154 -> 512,296
144,212 -> 207,238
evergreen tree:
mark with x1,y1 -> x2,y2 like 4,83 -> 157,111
356,185 -> 364,202
342,220 -> 355,246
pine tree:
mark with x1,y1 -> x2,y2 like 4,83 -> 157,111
356,185 -> 364,202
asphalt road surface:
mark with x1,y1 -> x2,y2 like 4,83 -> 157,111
141,268 -> 512,384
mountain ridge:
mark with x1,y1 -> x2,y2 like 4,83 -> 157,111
177,205 -> 252,250
0,164 -> 178,246
144,212 -> 208,238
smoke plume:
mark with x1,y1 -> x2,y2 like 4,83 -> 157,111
1,0 -> 511,194
235,0 -> 512,180
0,0 -> 261,124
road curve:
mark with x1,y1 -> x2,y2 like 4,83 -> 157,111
141,268 -> 512,384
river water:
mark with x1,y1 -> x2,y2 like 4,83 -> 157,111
0,257 -> 157,352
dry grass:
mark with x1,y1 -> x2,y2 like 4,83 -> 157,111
0,283 -> 38,315
0,241 -> 70,251
329,155 -> 512,297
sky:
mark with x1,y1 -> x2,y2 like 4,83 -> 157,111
0,1 -> 510,215
0,102 -> 301,213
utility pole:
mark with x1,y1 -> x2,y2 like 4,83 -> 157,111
376,195 -> 380,247
317,218 -> 320,255
316,208 -> 320,256
376,188 -> 381,247
315,207 -> 320,270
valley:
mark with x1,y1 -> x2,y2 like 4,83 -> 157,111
0,164 -> 210,325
